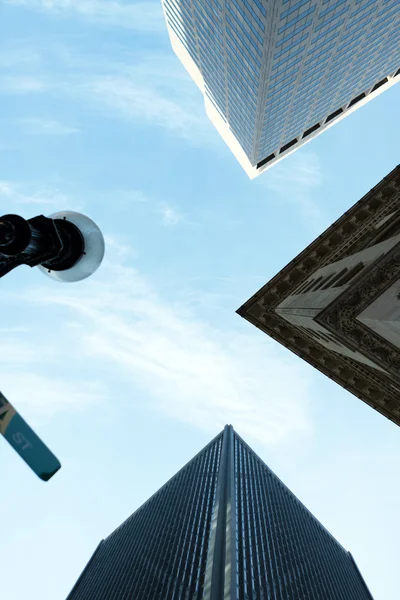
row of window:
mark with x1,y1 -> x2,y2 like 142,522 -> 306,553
239,0 -> 266,30
205,89 -> 226,121
299,51 -> 333,80
165,13 -> 200,67
165,2 -> 195,40
227,0 -> 264,44
318,0 -> 347,20
272,43 -> 306,72
315,4 -> 349,32
202,0 -> 223,20
278,5 -> 316,35
200,51 -> 225,80
233,433 -> 370,599
281,0 -> 311,20
73,435 -> 223,599
228,12 -> 262,58
228,72 -> 258,107
226,15 -> 262,63
228,25 -> 261,69
262,99 -> 292,128
270,55 -> 303,83
258,64 -> 398,164
276,17 -> 313,47
165,0 -> 194,26
274,31 -> 309,59
307,29 -> 339,56
310,14 -> 346,44
226,41 -> 260,86
260,116 -> 287,142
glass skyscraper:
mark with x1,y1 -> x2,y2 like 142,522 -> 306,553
161,0 -> 400,177
67,425 -> 374,599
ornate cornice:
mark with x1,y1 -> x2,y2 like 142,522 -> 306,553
237,165 -> 400,426
317,244 -> 400,376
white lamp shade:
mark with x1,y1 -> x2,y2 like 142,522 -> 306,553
37,211 -> 105,283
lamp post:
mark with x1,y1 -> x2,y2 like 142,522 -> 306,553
0,210 -> 105,481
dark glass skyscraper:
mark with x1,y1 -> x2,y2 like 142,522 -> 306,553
67,426 -> 373,599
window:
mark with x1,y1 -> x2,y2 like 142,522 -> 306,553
226,18 -> 262,63
227,0 -> 264,43
371,77 -> 388,91
298,275 -> 323,293
278,5 -> 316,34
300,52 -> 333,79
281,0 -> 310,20
302,123 -> 320,137
226,29 -> 261,73
319,268 -> 347,289
371,215 -> 400,244
274,33 -> 309,59
273,45 -> 306,70
325,108 -> 343,122
314,6 -> 349,32
311,16 -> 345,42
351,0 -> 377,16
348,92 -> 366,107
345,5 -> 377,29
225,5 -> 263,54
308,30 -> 340,55
276,19 -> 313,46
304,44 -> 333,65
333,263 -> 364,286
257,153 -> 275,169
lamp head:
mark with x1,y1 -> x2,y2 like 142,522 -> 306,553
37,211 -> 105,283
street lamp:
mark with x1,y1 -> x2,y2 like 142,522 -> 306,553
0,210 -> 105,481
0,211 -> 105,282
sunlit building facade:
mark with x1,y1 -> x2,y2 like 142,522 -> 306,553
67,425 -> 373,599
161,0 -> 400,177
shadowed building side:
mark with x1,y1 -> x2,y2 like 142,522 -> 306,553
67,426 -> 373,599
238,166 -> 400,427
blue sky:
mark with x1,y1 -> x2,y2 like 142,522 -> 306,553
1,1 -> 399,598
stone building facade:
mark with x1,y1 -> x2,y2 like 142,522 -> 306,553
238,165 -> 400,426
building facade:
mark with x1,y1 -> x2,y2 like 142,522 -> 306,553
238,165 -> 400,426
161,0 -> 399,177
67,426 -> 373,599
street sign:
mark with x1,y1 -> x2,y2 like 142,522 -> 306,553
0,391 -> 61,481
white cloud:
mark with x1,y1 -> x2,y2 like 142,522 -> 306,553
0,76 -> 46,94
5,0 -> 165,32
59,50 -> 215,144
0,337 -> 55,367
17,117 -> 80,136
0,48 -> 42,69
83,71 -> 212,143
104,233 -> 136,261
0,332 -> 107,423
0,373 -> 107,423
0,42 -> 216,147
156,202 -> 185,226
23,241 -> 315,447
0,181 -> 80,211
